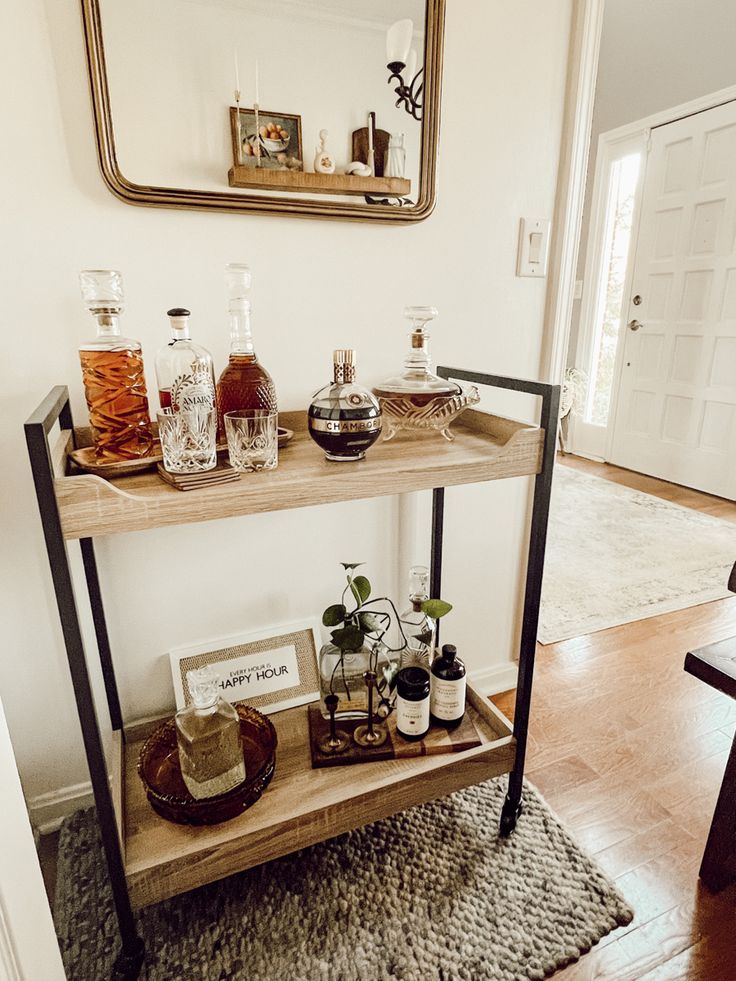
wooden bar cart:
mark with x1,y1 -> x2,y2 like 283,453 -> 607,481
25,369 -> 559,979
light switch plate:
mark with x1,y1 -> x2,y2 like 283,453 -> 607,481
517,217 -> 551,277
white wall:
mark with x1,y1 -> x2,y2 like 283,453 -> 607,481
1,0 -> 571,808
568,0 -> 736,363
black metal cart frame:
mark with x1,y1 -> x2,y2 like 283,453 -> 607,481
25,370 -> 559,980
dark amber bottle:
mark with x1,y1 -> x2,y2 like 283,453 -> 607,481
215,263 -> 277,433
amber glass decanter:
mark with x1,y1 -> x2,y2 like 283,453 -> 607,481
216,263 -> 277,433
373,306 -> 480,441
78,269 -> 153,461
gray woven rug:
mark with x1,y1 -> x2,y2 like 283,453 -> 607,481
55,778 -> 632,981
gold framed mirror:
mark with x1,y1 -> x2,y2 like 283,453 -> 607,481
81,0 -> 445,223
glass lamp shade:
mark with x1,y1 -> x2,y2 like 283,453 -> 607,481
405,48 -> 418,83
386,19 -> 413,70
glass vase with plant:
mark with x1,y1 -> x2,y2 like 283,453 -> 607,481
319,562 -> 452,720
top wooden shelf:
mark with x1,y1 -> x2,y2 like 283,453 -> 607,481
53,409 -> 544,540
228,166 -> 411,198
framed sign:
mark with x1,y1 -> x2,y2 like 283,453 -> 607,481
169,620 -> 321,715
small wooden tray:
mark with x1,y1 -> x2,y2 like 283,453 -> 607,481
70,442 -> 163,477
307,704 -> 481,768
70,427 -> 294,478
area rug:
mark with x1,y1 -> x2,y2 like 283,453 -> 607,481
55,777 -> 632,981
539,465 -> 736,644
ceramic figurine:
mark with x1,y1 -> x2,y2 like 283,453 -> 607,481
384,133 -> 406,179
314,129 -> 336,174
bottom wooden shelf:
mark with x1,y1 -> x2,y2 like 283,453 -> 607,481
115,684 -> 515,909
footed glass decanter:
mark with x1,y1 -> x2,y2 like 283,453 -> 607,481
373,307 -> 480,441
398,565 -> 436,670
78,270 -> 153,461
175,667 -> 245,800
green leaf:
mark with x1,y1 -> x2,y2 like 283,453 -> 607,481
421,599 -> 453,620
340,562 -> 365,571
350,575 -> 371,604
322,604 -> 346,627
358,612 -> 382,634
330,625 -> 365,653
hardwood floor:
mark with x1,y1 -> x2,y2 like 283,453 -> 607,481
492,457 -> 736,979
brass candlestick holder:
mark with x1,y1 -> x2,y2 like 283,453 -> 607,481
318,694 -> 350,755
353,671 -> 388,748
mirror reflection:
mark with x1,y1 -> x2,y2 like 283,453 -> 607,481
99,0 -> 429,210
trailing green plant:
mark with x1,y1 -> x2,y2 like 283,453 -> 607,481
322,561 -> 452,666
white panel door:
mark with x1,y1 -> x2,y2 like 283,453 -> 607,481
609,100 -> 736,500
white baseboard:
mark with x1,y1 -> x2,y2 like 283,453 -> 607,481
470,662 -> 518,697
28,781 -> 94,836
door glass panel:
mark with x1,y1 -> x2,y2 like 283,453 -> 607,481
585,152 -> 642,425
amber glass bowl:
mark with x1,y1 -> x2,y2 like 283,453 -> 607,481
138,704 -> 277,825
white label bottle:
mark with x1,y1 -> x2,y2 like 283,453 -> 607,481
155,308 -> 216,412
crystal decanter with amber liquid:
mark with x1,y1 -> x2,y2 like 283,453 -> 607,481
78,269 -> 153,461
373,306 -> 480,441
215,263 -> 277,433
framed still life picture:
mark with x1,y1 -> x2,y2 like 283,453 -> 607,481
169,619 -> 321,715
229,107 -> 303,171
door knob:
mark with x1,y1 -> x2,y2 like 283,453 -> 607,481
627,319 -> 643,332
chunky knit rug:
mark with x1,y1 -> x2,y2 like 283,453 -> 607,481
55,778 -> 632,981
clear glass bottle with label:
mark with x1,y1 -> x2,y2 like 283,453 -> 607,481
175,667 -> 246,800
155,308 -> 216,412
308,350 -> 382,461
430,644 -> 467,729
398,565 -> 436,670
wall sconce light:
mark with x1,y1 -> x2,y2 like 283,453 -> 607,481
386,19 -> 423,121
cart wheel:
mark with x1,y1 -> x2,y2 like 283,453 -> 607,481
112,937 -> 145,981
499,795 -> 523,837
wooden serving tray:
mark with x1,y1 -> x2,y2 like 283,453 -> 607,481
307,704 -> 481,768
70,427 -> 294,478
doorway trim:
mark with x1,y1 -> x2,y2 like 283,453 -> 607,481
571,81 -> 736,458
549,52 -> 736,451
540,0 -> 736,396
540,0 -> 606,386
